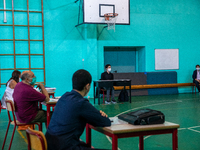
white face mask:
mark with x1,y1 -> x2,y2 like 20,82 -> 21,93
196,68 -> 200,70
107,68 -> 111,72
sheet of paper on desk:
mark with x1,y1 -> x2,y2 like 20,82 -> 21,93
50,98 -> 59,102
110,117 -> 128,125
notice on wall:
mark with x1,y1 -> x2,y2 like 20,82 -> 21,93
155,49 -> 179,70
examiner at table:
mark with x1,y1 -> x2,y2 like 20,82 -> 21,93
101,64 -> 116,104
45,69 -> 111,150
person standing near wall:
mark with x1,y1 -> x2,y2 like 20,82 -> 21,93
101,64 -> 116,104
192,64 -> 200,93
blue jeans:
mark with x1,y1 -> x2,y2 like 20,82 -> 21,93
105,87 -> 115,102
194,80 -> 200,92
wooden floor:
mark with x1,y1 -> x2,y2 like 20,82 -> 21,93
1,93 -> 200,150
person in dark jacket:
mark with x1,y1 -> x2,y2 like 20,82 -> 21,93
101,64 -> 116,104
192,64 -> 200,92
45,69 -> 111,150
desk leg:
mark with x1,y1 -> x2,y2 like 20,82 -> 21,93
39,102 -> 42,110
139,136 -> 144,150
112,134 -> 118,150
94,82 -> 95,104
46,105 -> 50,127
86,124 -> 91,147
129,83 -> 131,103
172,129 -> 178,150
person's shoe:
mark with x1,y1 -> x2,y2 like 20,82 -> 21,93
111,100 -> 117,104
105,101 -> 111,104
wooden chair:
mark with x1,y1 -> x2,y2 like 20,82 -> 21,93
2,100 -> 42,150
26,127 -> 47,150
0,93 -> 6,113
0,100 -> 6,113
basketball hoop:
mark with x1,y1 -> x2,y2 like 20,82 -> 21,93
104,13 -> 118,31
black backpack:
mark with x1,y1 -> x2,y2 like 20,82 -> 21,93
118,89 -> 129,102
118,109 -> 165,125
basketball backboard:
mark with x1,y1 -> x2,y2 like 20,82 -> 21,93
83,0 -> 130,25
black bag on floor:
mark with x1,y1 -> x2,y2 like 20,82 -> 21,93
118,109 -> 165,125
118,89 -> 129,102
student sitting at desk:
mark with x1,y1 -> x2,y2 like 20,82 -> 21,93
101,64 -> 116,104
45,69 -> 111,150
13,71 -> 50,124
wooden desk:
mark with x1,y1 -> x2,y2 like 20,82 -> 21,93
48,92 -> 55,98
93,79 -> 131,105
41,98 -> 58,127
86,117 -> 180,150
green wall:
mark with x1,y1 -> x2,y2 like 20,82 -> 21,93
1,0 -> 200,97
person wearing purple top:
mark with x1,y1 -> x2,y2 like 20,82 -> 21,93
45,69 -> 111,150
13,71 -> 50,123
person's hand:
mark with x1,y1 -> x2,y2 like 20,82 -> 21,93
36,83 -> 45,90
196,79 -> 200,83
100,110 -> 108,117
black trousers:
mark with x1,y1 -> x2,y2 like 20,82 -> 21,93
194,80 -> 200,92
68,141 -> 110,150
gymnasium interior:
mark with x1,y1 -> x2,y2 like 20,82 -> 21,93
1,0 -> 200,150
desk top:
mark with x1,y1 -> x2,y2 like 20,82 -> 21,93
41,97 -> 60,105
94,79 -> 131,82
90,117 -> 180,134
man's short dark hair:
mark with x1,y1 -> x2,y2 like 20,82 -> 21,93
196,65 -> 200,68
105,64 -> 111,69
72,69 -> 92,91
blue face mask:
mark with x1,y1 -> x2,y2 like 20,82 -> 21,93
29,77 -> 37,85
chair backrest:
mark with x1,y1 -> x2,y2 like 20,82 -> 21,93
26,127 -> 47,150
5,100 -> 15,111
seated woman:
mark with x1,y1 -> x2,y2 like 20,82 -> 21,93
1,70 -> 21,108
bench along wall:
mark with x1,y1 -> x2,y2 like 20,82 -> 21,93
113,71 -> 178,96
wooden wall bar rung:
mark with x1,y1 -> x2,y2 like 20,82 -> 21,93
0,54 -> 43,56
0,39 -> 43,41
0,68 -> 44,70
0,81 -> 44,85
0,0 -> 46,86
0,9 -> 42,13
0,24 -> 42,27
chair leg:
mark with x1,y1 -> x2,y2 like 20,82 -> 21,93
26,132 -> 31,150
103,91 -> 105,103
39,123 -> 42,131
8,125 -> 17,150
2,121 -> 11,149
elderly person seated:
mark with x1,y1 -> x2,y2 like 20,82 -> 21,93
13,71 -> 50,124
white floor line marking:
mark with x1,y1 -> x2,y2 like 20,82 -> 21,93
188,126 -> 200,129
187,128 -> 200,134
115,101 -> 182,117
106,136 -> 121,150
105,97 -> 200,150
178,128 -> 187,130
137,136 -> 151,148
105,100 -> 183,150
